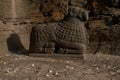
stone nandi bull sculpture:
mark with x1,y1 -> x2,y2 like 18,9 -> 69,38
29,6 -> 89,54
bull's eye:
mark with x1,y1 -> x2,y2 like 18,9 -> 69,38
68,8 -> 72,12
72,8 -> 77,13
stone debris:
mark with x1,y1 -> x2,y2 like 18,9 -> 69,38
54,72 -> 59,76
5,54 -> 10,57
48,70 -> 53,73
96,67 -> 99,70
107,66 -> 112,69
110,71 -> 117,76
31,64 -> 35,67
65,66 -> 74,70
46,74 -> 50,77
3,62 -> 7,65
15,58 -> 18,61
0,54 -> 119,80
116,69 -> 120,74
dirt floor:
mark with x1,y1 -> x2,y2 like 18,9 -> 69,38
0,53 -> 120,80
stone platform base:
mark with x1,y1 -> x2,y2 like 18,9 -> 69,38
29,53 -> 84,59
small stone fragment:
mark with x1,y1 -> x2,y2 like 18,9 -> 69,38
106,57 -> 109,60
5,54 -> 10,57
15,58 -> 18,60
71,67 -> 74,69
46,74 -> 50,77
96,67 -> 99,70
6,70 -> 10,73
116,69 -> 120,73
66,66 -> 69,69
32,64 -> 35,67
103,64 -> 107,68
66,61 -> 70,63
48,70 -> 53,73
18,57 -> 22,60
93,64 -> 97,67
55,72 -> 59,76
66,66 -> 74,70
13,69 -> 17,73
107,66 -> 111,69
110,71 -> 116,75
3,62 -> 7,65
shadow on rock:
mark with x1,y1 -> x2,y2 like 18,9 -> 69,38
7,33 -> 28,55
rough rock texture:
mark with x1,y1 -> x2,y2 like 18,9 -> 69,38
30,0 -> 68,23
70,0 -> 88,8
0,0 -> 68,23
0,0 -> 30,22
0,0 -> 120,55
85,0 -> 120,55
0,54 -> 120,80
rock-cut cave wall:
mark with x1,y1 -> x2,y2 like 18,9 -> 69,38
0,0 -> 30,22
0,0 -> 120,56
0,0 -> 68,23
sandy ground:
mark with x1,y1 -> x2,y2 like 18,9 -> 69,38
0,53 -> 120,80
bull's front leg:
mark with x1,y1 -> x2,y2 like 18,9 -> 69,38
43,42 -> 55,53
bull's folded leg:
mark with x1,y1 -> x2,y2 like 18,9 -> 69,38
29,47 -> 55,53
29,42 -> 55,53
58,48 -> 84,54
43,48 -> 55,53
43,42 -> 55,53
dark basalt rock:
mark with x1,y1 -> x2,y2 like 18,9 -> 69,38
29,6 -> 89,54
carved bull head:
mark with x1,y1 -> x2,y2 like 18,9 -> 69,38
68,6 -> 89,21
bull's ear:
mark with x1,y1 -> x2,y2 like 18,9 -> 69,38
67,6 -> 75,16
78,9 -> 89,21
82,11 -> 89,21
